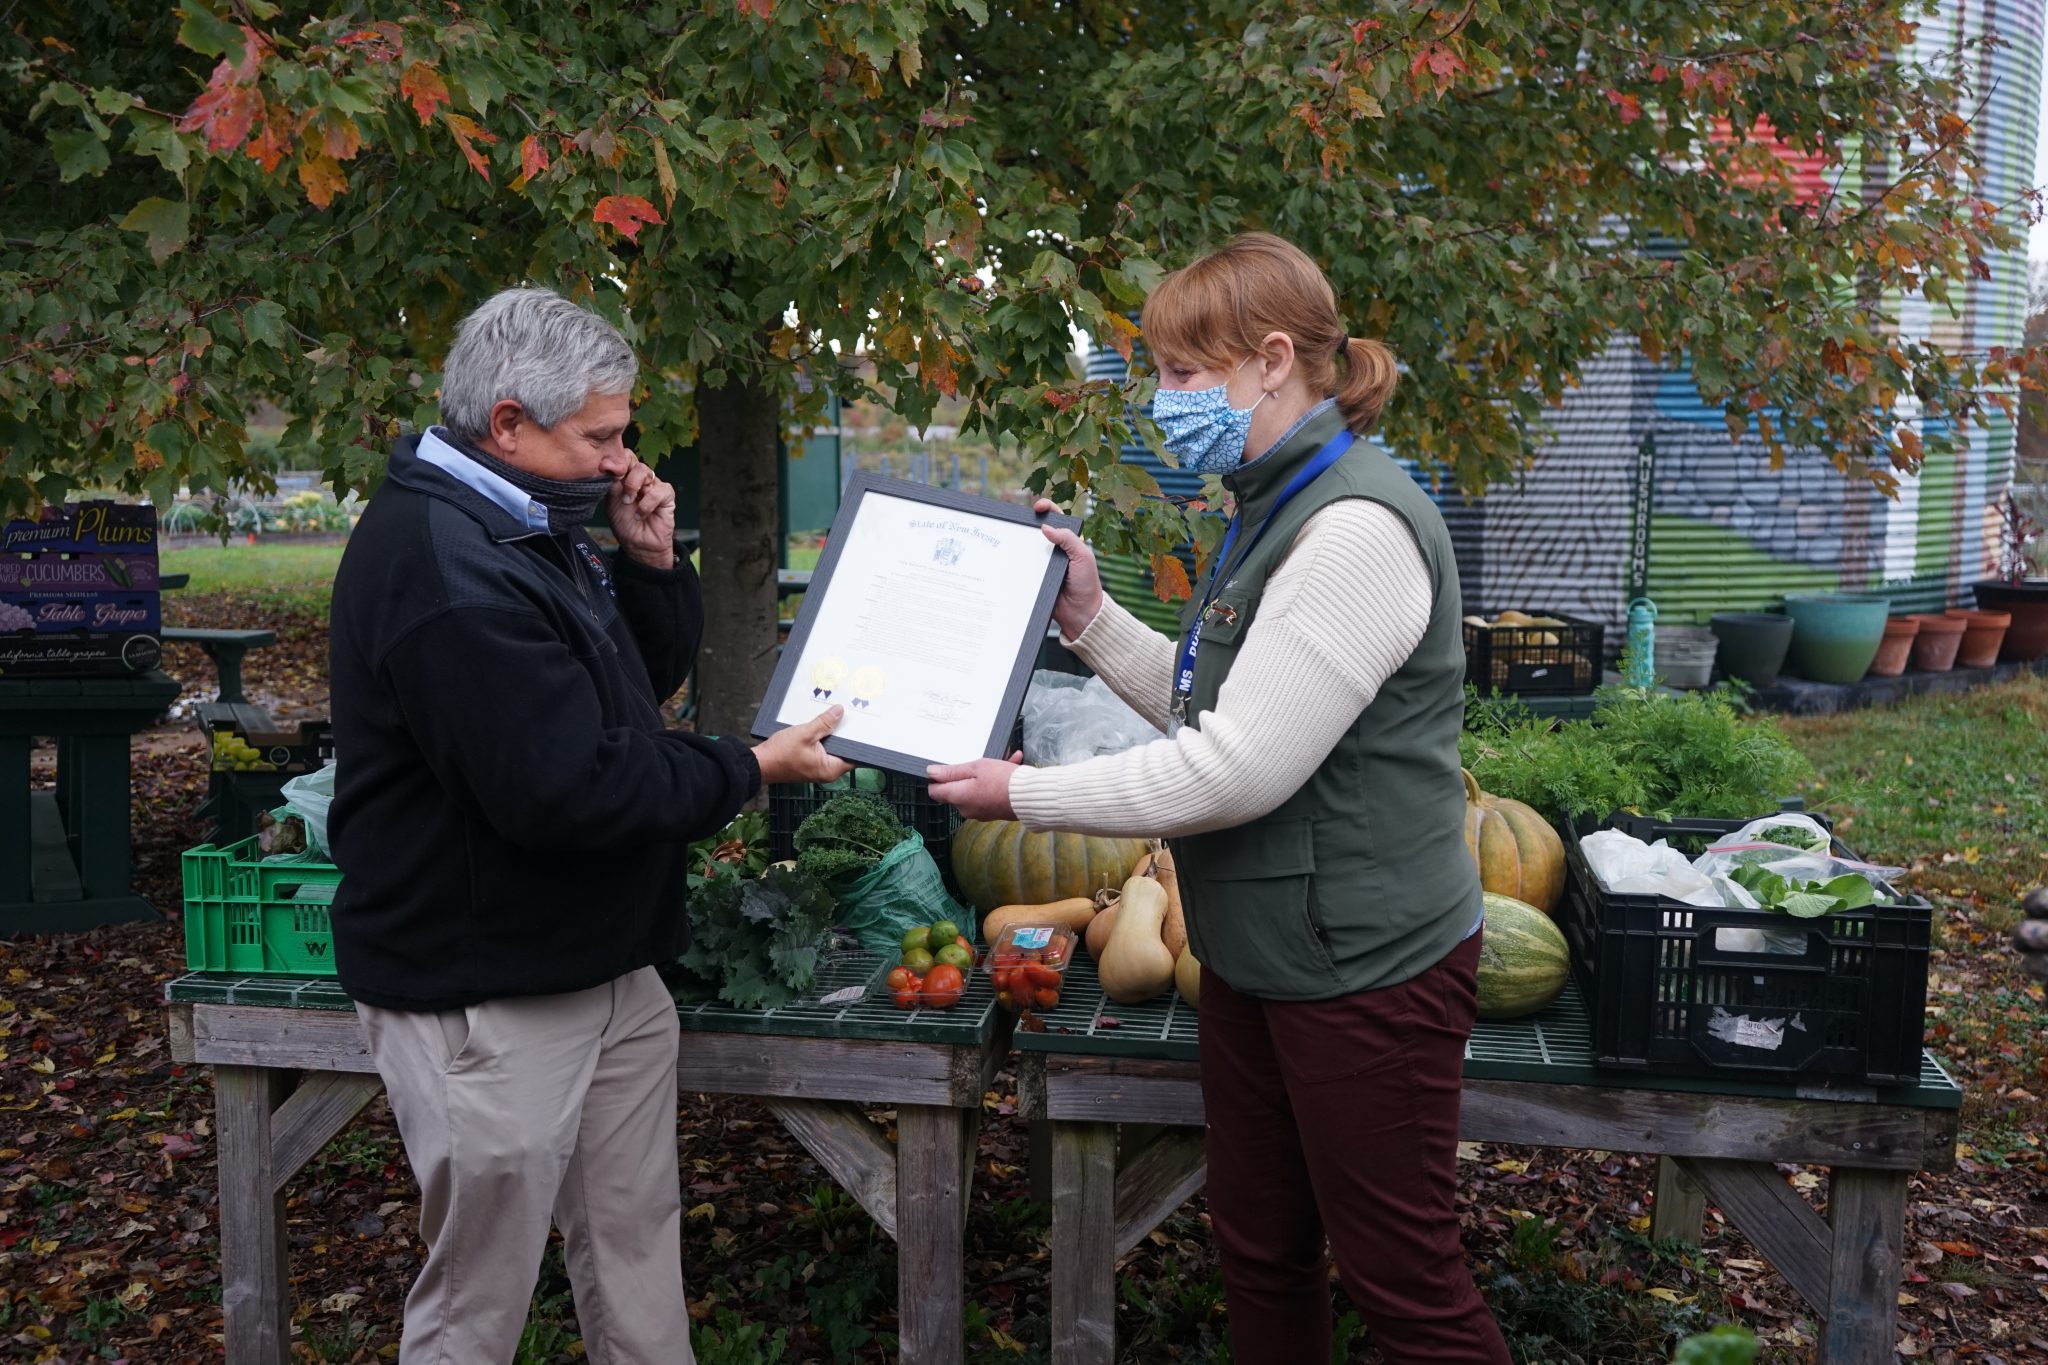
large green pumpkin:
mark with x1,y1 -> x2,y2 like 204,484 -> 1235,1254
1474,892 -> 1571,1022
949,820 -> 1149,911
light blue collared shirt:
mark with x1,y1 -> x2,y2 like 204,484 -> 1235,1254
414,427 -> 552,533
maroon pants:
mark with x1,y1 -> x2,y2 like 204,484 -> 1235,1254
1199,932 -> 1510,1365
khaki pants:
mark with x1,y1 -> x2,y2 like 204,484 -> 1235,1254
360,965 -> 696,1365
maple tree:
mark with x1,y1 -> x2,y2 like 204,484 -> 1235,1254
2,0 -> 2031,734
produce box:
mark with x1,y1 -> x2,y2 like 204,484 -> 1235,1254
209,718 -> 334,774
1463,610 -> 1603,696
0,631 -> 162,677
1559,812 -> 1932,1084
1,501 -> 159,555
0,502 -> 162,676
182,835 -> 342,977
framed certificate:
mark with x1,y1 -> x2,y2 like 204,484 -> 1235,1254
752,474 -> 1077,776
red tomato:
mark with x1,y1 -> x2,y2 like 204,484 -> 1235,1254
990,967 -> 1013,994
1032,986 -> 1061,1009
922,963 -> 966,1008
955,934 -> 973,952
1023,963 -> 1063,990
886,967 -> 917,992
892,988 -> 919,1010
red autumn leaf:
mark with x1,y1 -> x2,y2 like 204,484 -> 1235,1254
442,113 -> 497,181
180,51 -> 261,154
1150,553 -> 1192,603
921,340 -> 959,399
513,133 -> 550,189
1104,313 -> 1139,363
243,104 -> 291,173
735,0 -> 774,18
1428,46 -> 1464,78
1606,90 -> 1644,125
593,194 -> 664,242
1350,18 -> 1381,43
298,152 -> 347,208
400,62 -> 450,126
226,25 -> 266,82
1648,63 -> 1668,82
321,114 -> 363,162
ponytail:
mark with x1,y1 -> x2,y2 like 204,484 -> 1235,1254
1334,336 -> 1398,434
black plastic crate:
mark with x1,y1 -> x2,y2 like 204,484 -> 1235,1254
1463,612 -> 1604,696
768,769 -> 961,895
1559,812 -> 1932,1084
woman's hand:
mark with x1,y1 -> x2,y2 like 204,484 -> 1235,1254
1035,498 -> 1104,639
928,751 -> 1024,821
754,707 -> 854,785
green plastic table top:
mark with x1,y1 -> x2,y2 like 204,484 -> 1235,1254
166,943 -> 1003,1049
0,668 -> 181,707
1014,952 -> 1960,1111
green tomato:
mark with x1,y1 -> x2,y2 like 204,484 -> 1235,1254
934,943 -> 973,972
929,919 -> 960,948
900,925 -> 931,956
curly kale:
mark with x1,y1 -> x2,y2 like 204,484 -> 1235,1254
792,792 -> 910,889
670,863 -> 838,1010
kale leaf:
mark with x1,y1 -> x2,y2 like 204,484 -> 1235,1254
793,792 -> 910,889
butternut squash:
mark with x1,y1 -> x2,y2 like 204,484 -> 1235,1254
1083,886 -> 1121,958
1174,948 -> 1202,1008
1152,845 -> 1187,958
981,897 -> 1095,946
1097,872 -> 1177,1003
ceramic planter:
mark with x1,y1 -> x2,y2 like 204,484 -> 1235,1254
1970,580 -> 2048,663
1868,616 -> 1920,678
1906,613 -> 1967,673
1654,625 -> 1720,690
1944,608 -> 2012,669
1782,593 -> 1889,684
1709,613 -> 1794,688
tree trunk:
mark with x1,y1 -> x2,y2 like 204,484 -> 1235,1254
694,362 -> 783,746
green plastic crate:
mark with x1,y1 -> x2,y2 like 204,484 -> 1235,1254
181,836 -> 342,976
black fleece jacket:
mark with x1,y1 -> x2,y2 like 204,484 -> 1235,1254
326,435 -> 760,1010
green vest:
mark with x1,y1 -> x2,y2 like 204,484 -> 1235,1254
1173,404 -> 1480,1000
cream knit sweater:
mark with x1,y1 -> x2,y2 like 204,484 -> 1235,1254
1008,496 -> 1433,840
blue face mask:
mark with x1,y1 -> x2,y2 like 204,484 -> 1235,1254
1151,360 -> 1268,473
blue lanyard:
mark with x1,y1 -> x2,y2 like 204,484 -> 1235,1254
1172,430 -> 1354,721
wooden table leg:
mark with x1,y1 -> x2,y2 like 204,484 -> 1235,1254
895,1104 -> 971,1365
1651,1155 -> 1706,1245
217,1065 -> 295,1364
1820,1168 -> 1909,1365
1050,1121 -> 1118,1365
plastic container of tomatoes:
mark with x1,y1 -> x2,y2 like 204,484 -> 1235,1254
881,943 -> 982,1011
985,923 -> 1077,1015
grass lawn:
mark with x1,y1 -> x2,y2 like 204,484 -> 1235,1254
1781,672 -> 2048,1148
162,538 -> 344,614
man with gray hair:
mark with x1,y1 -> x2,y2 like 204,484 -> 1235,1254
328,285 -> 847,1362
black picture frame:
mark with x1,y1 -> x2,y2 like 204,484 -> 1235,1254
750,474 -> 1078,777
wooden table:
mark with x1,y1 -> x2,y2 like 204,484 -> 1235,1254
1015,956 -> 1960,1365
0,669 -> 181,932
166,954 -> 1010,1363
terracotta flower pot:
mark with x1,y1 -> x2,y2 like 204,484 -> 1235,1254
1906,613 -> 1966,673
1971,581 -> 2048,663
1868,616 -> 1919,677
1944,608 -> 2012,669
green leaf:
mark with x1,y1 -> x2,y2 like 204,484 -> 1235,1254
130,121 -> 191,174
176,3 -> 244,58
242,299 -> 288,352
48,127 -> 110,182
329,77 -> 383,116
91,87 -> 138,118
923,139 -> 981,184
1779,891 -> 1838,918
119,197 -> 191,263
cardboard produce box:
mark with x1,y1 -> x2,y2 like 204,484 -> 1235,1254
0,503 -> 162,677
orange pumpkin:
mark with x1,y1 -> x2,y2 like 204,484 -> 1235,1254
1461,769 -> 1565,914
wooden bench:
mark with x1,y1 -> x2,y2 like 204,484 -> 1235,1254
161,627 -> 276,705
166,953 -> 1013,1364
1015,956 -> 1960,1365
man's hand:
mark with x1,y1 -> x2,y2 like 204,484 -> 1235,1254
1034,497 -> 1103,640
753,706 -> 853,785
607,452 -> 678,569
927,752 -> 1025,821
2013,887 -> 2048,982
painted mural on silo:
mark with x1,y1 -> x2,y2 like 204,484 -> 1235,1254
1449,0 -> 2043,631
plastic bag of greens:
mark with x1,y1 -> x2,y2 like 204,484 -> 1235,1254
1691,813 -> 1904,953
275,762 -> 338,861
794,792 -> 967,955
1021,669 -> 1160,767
